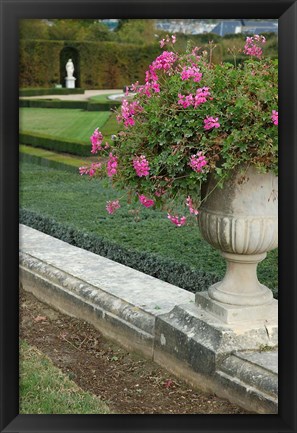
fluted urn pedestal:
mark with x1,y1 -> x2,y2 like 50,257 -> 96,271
197,166 -> 278,324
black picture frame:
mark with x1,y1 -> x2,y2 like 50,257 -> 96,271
0,0 -> 296,432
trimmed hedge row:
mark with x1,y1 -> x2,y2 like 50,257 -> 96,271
19,131 -> 90,156
19,98 -> 120,111
20,208 -> 221,295
19,152 -> 79,173
20,40 -> 161,89
19,88 -> 85,97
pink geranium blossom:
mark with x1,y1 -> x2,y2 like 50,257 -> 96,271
79,162 -> 102,177
186,196 -> 199,215
133,155 -> 150,177
138,194 -> 155,207
194,87 -> 210,107
107,153 -> 118,177
177,93 -> 194,108
271,110 -> 278,125
204,116 -> 220,130
178,88 -> 210,109
106,200 -> 120,214
160,35 -> 176,48
244,35 -> 266,59
117,99 -> 143,127
150,51 -> 177,72
167,214 -> 187,227
181,66 -> 202,83
90,128 -> 104,153
189,152 -> 208,173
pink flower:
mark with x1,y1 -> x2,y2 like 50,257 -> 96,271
117,99 -> 143,127
177,93 -> 194,108
79,166 -> 89,175
204,116 -> 220,130
79,162 -> 102,176
106,200 -> 120,214
90,128 -> 104,153
244,35 -> 266,59
159,35 -> 176,48
178,88 -> 210,109
186,196 -> 199,215
194,87 -> 210,107
107,153 -> 118,177
271,110 -> 278,126
150,51 -> 177,73
167,214 -> 187,227
138,194 -> 155,208
89,162 -> 102,177
181,66 -> 202,83
189,152 -> 207,173
133,155 -> 150,177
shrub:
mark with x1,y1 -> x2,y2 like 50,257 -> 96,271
19,131 -> 90,156
19,88 -> 85,97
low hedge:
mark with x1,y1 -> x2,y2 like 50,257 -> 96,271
19,131 -> 90,156
20,208 -> 221,295
19,152 -> 79,173
19,99 -> 88,110
19,88 -> 85,97
19,98 -> 120,111
20,208 -> 278,299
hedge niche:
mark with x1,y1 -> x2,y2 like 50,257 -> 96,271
19,39 -> 161,89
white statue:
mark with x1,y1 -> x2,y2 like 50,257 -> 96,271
66,59 -> 74,78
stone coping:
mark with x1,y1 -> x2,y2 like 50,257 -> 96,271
19,224 -> 278,414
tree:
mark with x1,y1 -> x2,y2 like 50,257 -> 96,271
115,19 -> 157,45
48,20 -> 88,41
19,19 -> 49,40
82,22 -> 114,42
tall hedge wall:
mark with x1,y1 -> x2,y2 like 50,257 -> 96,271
19,39 -> 161,89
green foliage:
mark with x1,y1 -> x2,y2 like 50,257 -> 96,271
114,19 -> 157,45
19,40 -> 161,89
19,98 -> 120,111
19,88 -> 85,96
19,99 -> 89,109
19,145 -> 86,173
19,19 -> 49,40
19,131 -> 91,156
93,39 -> 278,214
47,19 -> 89,41
82,21 -> 115,42
20,340 -> 111,414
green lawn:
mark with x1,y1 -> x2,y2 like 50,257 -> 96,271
19,340 -> 111,414
19,108 -> 110,143
19,161 -> 278,291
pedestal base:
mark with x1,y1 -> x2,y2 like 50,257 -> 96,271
196,291 -> 278,324
65,77 -> 76,89
209,252 -> 273,306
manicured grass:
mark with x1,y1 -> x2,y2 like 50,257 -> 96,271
19,340 -> 111,414
19,108 -> 110,143
19,161 -> 278,290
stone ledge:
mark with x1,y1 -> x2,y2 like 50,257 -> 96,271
19,224 -> 278,414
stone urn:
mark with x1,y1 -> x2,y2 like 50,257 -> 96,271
198,165 -> 278,306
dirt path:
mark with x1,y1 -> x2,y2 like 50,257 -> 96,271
19,288 -> 249,414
